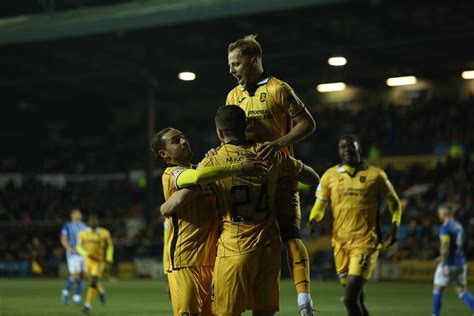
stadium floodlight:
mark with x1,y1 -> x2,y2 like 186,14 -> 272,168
178,72 -> 196,81
462,70 -> 474,80
386,76 -> 417,87
328,57 -> 347,66
316,82 -> 346,92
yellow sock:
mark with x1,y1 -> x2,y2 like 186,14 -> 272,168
86,286 -> 97,305
286,238 -> 311,294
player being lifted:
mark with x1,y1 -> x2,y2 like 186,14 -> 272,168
151,127 -> 267,316
60,208 -> 87,304
198,105 -> 319,315
309,135 -> 402,316
432,203 -> 474,316
76,215 -> 114,314
225,35 -> 317,315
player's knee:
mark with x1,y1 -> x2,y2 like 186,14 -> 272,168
343,294 -> 359,308
90,277 -> 98,288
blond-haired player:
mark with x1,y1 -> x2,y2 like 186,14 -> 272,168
309,135 -> 402,316
151,127 -> 267,316
199,105 -> 319,316
225,34 -> 317,315
76,215 -> 113,314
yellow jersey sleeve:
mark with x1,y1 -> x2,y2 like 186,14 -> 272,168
315,170 -> 331,201
271,81 -> 305,119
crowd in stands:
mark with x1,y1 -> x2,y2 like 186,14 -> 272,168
1,97 -> 472,173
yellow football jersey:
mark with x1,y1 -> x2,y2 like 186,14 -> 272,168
198,140 -> 303,257
77,227 -> 113,262
162,165 -> 219,271
226,76 -> 305,155
316,164 -> 396,249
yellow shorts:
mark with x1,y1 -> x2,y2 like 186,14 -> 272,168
212,243 -> 280,315
85,258 -> 106,278
167,266 -> 213,316
275,177 -> 301,241
333,247 -> 379,284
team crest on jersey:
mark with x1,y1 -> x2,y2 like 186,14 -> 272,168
259,92 -> 267,102
360,176 -> 366,183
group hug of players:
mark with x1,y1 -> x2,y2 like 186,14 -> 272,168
59,34 -> 473,316
152,35 -> 474,316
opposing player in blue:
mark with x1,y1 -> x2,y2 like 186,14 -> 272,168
432,203 -> 474,316
60,208 -> 88,304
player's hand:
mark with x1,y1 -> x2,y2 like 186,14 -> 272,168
382,223 -> 398,248
257,141 -> 281,161
240,158 -> 268,177
205,146 -> 220,158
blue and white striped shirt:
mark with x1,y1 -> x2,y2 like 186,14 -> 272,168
61,221 -> 87,258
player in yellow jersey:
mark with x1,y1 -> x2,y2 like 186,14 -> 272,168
225,35 -> 317,315
76,215 -> 114,315
151,127 -> 267,316
197,105 -> 319,316
309,135 -> 402,316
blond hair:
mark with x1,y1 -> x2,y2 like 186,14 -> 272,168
228,34 -> 262,57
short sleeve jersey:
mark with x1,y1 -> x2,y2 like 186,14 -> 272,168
226,76 -> 306,156
198,140 -> 303,257
316,164 -> 396,249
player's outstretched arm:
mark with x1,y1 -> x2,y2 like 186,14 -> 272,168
160,187 -> 201,216
176,160 -> 268,189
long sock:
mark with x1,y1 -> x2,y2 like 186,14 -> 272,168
74,279 -> 83,296
459,292 -> 474,311
432,289 -> 443,316
64,277 -> 74,292
86,287 -> 98,306
97,282 -> 105,295
286,238 -> 311,294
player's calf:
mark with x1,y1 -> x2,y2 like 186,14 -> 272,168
455,285 -> 474,311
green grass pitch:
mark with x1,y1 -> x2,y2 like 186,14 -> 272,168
0,278 -> 470,315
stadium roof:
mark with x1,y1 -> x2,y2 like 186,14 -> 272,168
0,0 -> 345,45
1,1 -> 474,108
